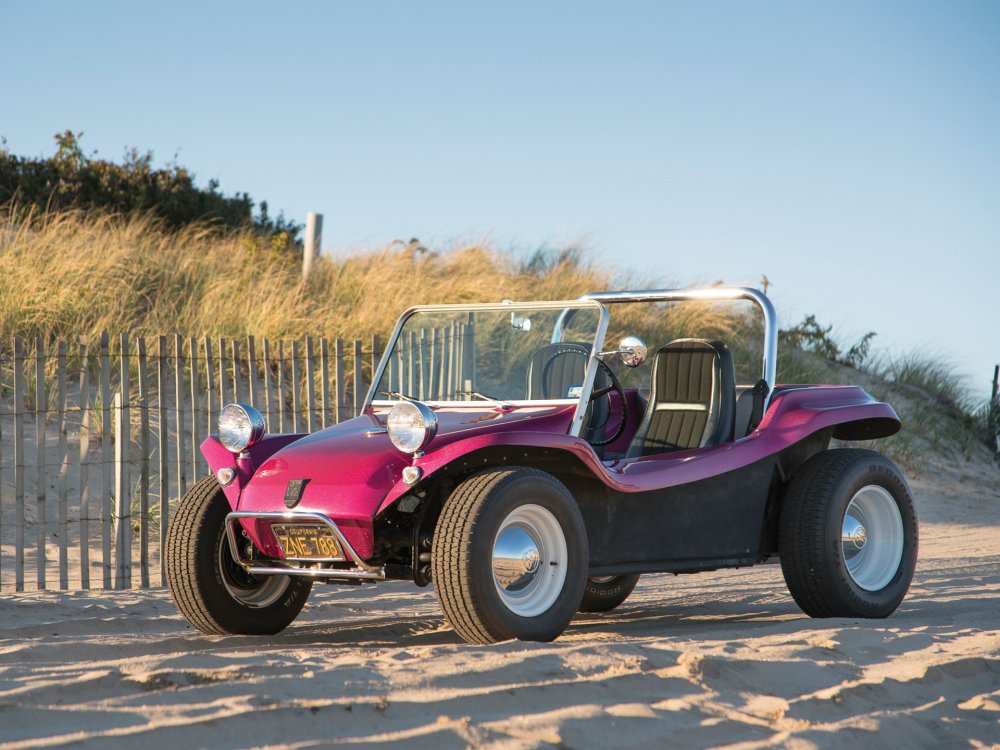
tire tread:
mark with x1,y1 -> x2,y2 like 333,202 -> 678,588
165,476 -> 229,634
779,448 -> 914,618
431,468 -> 571,644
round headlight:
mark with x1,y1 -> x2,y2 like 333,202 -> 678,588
386,401 -> 438,454
218,403 -> 266,453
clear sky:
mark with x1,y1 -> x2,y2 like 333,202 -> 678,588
4,1 -> 999,399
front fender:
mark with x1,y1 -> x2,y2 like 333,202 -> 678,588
200,433 -> 305,510
376,430 -> 599,515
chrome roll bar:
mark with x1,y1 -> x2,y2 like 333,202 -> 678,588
558,287 -> 778,412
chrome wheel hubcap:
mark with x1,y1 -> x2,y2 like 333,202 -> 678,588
493,527 -> 542,593
842,485 -> 904,592
492,504 -> 567,617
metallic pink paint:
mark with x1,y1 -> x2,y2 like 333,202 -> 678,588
199,384 -> 898,565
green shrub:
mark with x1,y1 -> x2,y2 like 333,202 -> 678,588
0,131 -> 300,241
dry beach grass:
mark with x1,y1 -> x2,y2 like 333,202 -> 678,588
0,209 -> 746,355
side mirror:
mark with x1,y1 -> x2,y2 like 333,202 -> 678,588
618,336 -> 647,367
511,312 -> 531,331
597,336 -> 648,367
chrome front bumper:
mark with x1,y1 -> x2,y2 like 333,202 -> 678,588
225,511 -> 385,581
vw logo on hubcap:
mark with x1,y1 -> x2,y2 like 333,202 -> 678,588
521,548 -> 541,574
842,514 -> 868,552
493,527 -> 542,593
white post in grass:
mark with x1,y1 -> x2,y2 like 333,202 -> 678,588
303,212 -> 322,281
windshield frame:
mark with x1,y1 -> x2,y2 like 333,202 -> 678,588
364,299 -> 610,438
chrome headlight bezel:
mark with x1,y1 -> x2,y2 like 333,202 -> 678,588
218,403 -> 266,453
386,400 -> 438,454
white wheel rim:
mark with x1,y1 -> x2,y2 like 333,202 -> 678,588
842,485 -> 904,592
218,537 -> 290,608
492,504 -> 568,617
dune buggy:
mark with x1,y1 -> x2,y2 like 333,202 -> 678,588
165,287 -> 918,644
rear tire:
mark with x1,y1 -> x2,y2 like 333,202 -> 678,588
779,449 -> 917,618
431,468 -> 588,644
165,475 -> 312,635
578,575 -> 640,613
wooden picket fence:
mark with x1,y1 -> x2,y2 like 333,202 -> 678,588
0,333 -> 383,593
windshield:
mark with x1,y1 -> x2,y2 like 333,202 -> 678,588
370,302 -> 605,404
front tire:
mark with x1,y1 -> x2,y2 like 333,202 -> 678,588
779,449 -> 918,619
431,468 -> 588,644
165,475 -> 312,635
578,574 -> 640,613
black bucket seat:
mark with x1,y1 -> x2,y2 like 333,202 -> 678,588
626,339 -> 735,457
526,342 -> 609,442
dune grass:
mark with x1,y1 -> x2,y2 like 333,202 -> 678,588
0,208 -> 747,349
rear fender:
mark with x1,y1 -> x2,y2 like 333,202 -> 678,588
200,433 -> 305,510
760,386 -> 900,441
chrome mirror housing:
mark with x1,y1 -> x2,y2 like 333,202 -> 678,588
597,336 -> 648,367
618,336 -> 647,367
510,312 -> 532,331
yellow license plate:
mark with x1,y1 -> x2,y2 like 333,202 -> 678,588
272,524 -> 342,560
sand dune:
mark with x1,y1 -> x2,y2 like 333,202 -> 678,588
2,461 -> 999,749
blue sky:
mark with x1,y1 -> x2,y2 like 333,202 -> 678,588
4,1 -> 999,398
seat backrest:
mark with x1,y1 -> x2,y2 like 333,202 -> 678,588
526,342 -> 591,400
626,339 -> 735,457
526,342 -> 608,441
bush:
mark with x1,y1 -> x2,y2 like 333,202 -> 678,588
779,314 -> 875,368
0,131 -> 300,241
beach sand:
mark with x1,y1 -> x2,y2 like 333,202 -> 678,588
1,456 -> 999,749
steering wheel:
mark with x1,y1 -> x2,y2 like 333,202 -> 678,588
540,351 -> 627,447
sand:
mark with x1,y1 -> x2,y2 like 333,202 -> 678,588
1,454 -> 999,749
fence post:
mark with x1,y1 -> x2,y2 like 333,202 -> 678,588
305,337 -> 316,433
56,340 -> 69,590
276,340 -> 286,432
204,337 -> 215,440
232,339 -> 243,404
303,212 -> 322,281
13,336 -> 25,591
78,340 -> 91,589
157,336 -> 168,585
371,334 -> 381,382
100,332 -> 112,589
262,339 -> 273,432
335,339 -> 344,424
320,338 -> 330,428
465,312 -> 476,390
218,337 -> 229,408
115,334 -> 131,589
189,337 -> 200,481
137,337 -> 150,588
248,335 -> 260,408
113,390 -> 131,590
174,334 -> 187,503
291,340 -> 301,432
353,340 -> 364,417
35,336 -> 47,589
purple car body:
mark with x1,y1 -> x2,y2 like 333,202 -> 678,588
166,287 -> 915,644
203,383 -> 898,564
